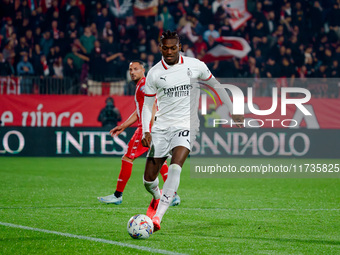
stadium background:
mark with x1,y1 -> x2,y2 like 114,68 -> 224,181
0,0 -> 339,157
0,1 -> 339,254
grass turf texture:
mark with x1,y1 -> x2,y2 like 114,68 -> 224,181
0,157 -> 339,255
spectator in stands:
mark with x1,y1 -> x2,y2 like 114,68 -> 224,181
79,26 -> 96,54
203,24 -> 220,42
104,34 -> 125,79
36,54 -> 53,77
182,42 -> 195,58
2,40 -> 16,64
45,0 -> 60,26
64,56 -> 79,94
330,59 -> 340,78
102,21 -> 113,40
280,57 -> 296,79
146,54 -> 155,72
95,7 -> 111,32
194,35 -> 208,57
89,22 -> 98,39
310,1 -> 324,37
199,0 -> 213,27
0,0 -> 15,20
214,6 -> 227,28
149,39 -> 161,63
16,36 -> 30,61
17,53 -> 34,94
97,97 -> 122,128
51,20 -> 60,40
53,56 -> 63,78
0,52 -> 14,76
33,26 -> 42,44
66,19 -> 81,42
17,53 -> 34,76
63,0 -> 82,26
1,17 -> 15,41
54,31 -> 68,57
30,43 -> 41,65
159,6 -> 175,31
264,57 -> 280,96
74,40 -> 107,81
172,2 -> 187,24
40,31 -> 53,57
24,29 -> 34,49
191,3 -> 201,21
219,18 -> 233,37
64,44 -> 84,71
47,46 -> 59,67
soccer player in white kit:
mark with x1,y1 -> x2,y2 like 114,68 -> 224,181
141,31 -> 244,232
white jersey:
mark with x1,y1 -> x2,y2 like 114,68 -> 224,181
144,55 -> 213,130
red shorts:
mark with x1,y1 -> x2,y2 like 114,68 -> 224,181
124,127 -> 149,159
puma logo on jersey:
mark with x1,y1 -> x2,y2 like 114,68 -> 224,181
160,76 -> 166,81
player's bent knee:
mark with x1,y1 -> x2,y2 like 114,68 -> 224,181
168,164 -> 182,176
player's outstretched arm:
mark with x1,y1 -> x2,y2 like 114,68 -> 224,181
141,95 -> 155,148
204,77 -> 244,128
109,110 -> 138,137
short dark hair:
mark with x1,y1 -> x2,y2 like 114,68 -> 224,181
160,30 -> 180,43
130,60 -> 146,68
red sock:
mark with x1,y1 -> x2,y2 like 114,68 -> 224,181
116,159 -> 133,193
160,162 -> 168,182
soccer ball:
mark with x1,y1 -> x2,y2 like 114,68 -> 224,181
127,214 -> 154,239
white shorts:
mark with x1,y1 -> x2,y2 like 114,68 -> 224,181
147,126 -> 196,158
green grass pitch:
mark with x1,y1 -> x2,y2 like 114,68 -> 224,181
0,157 -> 339,254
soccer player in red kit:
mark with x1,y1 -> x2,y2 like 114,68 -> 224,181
97,60 -> 180,206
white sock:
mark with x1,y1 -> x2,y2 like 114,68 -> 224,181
143,177 -> 160,200
155,164 -> 182,221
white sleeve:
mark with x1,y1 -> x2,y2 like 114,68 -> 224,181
144,72 -> 157,96
142,73 -> 157,133
142,96 -> 155,133
198,61 -> 234,113
204,77 -> 233,113
198,60 -> 213,81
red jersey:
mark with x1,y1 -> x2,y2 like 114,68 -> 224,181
135,77 -> 146,126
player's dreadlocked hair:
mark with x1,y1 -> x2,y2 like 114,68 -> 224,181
160,30 -> 180,43
160,30 -> 184,51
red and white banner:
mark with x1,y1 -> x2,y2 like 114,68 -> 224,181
0,77 -> 21,95
201,36 -> 251,63
0,95 -> 135,127
0,95 -> 339,129
133,0 -> 158,17
223,0 -> 252,30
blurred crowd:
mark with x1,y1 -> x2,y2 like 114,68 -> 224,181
0,0 -> 339,97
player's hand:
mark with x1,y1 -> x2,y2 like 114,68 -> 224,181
142,132 -> 152,148
109,125 -> 125,137
231,114 -> 244,128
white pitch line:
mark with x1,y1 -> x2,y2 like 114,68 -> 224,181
0,222 -> 186,255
